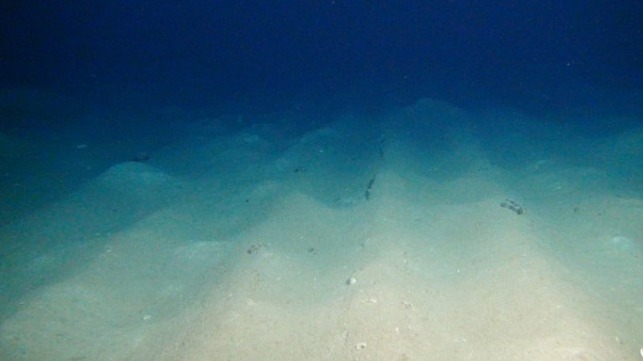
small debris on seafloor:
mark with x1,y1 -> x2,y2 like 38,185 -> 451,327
364,175 -> 377,201
133,151 -> 151,162
345,277 -> 357,286
246,243 -> 264,254
500,198 -> 524,215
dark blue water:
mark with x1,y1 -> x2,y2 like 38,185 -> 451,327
2,0 -> 642,119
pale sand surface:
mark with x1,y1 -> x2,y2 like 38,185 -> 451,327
0,99 -> 642,360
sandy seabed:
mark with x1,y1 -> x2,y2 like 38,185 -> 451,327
1,98 -> 642,360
